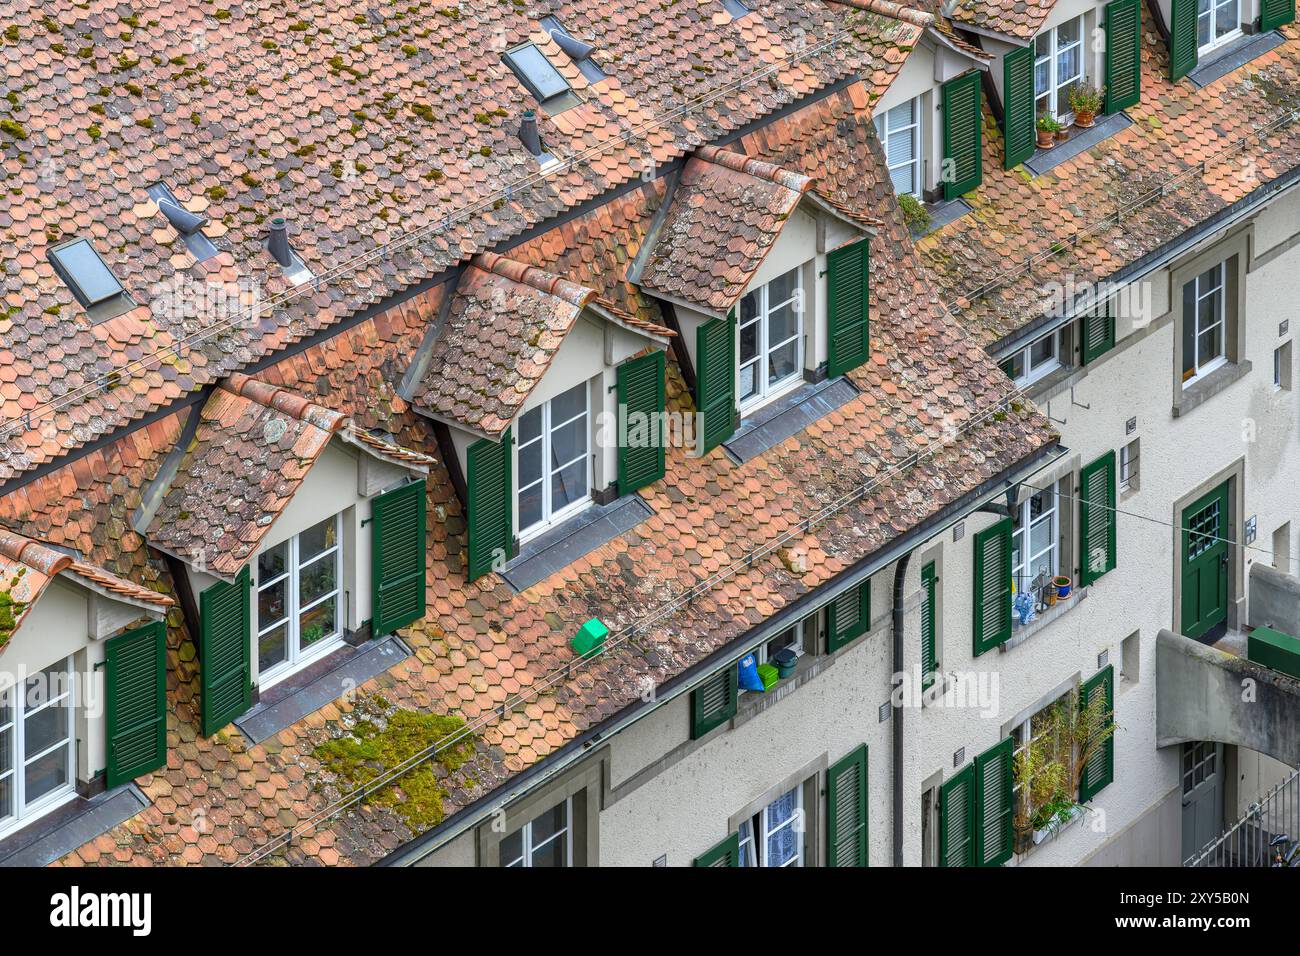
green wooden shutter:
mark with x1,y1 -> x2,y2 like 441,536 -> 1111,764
1081,302 -> 1115,365
941,71 -> 983,199
467,429 -> 512,582
1104,0 -> 1142,113
616,350 -> 667,495
1169,0 -> 1199,80
199,566 -> 251,737
1079,665 -> 1116,802
1003,45 -> 1036,170
696,313 -> 736,454
106,620 -> 166,788
972,518 -> 1012,656
920,561 -> 938,692
371,479 -> 427,635
693,832 -> 740,866
690,667 -> 736,739
827,239 -> 871,378
939,762 -> 975,867
974,737 -> 1014,867
1079,451 -> 1117,586
1262,0 -> 1297,31
827,580 -> 870,652
827,745 -> 869,867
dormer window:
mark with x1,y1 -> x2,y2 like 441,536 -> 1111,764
738,266 -> 804,413
48,238 -> 133,320
1033,15 -> 1084,122
503,43 -> 581,114
1197,0 -> 1241,54
517,382 -> 591,539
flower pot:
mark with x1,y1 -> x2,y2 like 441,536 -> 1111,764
1054,127 -> 1069,142
1036,129 -> 1055,148
1052,575 -> 1072,599
1074,110 -> 1096,128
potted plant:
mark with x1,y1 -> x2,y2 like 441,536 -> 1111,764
1067,83 -> 1106,128
897,193 -> 932,237
1052,574 -> 1072,599
1036,113 -> 1059,149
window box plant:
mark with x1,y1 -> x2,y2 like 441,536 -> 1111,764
1067,83 -> 1105,128
1036,114 -> 1061,149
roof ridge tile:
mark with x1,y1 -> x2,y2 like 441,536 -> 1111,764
472,252 -> 595,309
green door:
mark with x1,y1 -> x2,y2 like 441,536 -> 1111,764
1181,482 -> 1230,642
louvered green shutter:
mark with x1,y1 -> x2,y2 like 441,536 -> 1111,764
920,561 -> 937,692
939,763 -> 975,867
974,737 -> 1014,867
1003,45 -> 1036,170
1104,0 -> 1142,113
694,832 -> 740,867
199,566 -> 251,737
467,429 -> 512,582
106,620 -> 166,788
1169,0 -> 1199,80
1081,302 -> 1115,364
1080,451 -> 1117,586
1079,665 -> 1116,802
617,350 -> 667,495
827,745 -> 868,867
696,313 -> 736,454
972,518 -> 1012,655
1262,0 -> 1297,31
941,71 -> 983,199
371,479 -> 427,635
690,667 -> 736,739
827,239 -> 871,377
827,580 -> 870,652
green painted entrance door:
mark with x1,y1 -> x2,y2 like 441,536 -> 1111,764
1181,482 -> 1230,643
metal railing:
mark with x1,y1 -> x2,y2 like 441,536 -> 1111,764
1186,764 -> 1300,867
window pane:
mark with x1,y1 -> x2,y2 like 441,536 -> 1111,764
1197,264 -> 1221,294
258,623 -> 288,672
739,361 -> 758,401
299,596 -> 336,648
767,267 -> 800,306
887,98 -> 915,132
1034,59 -> 1051,98
24,665 -> 68,713
530,834 -> 568,867
1028,487 -> 1053,521
768,300 -> 798,347
550,458 -> 588,511
0,772 -> 10,820
1197,289 -> 1221,334
889,127 -> 916,164
1057,45 -> 1080,84
24,743 -> 69,803
765,624 -> 799,659
500,829 -> 524,867
1197,13 -> 1212,48
518,437 -> 542,488
740,288 -> 760,323
258,578 -> 287,627
1057,18 -> 1080,45
0,721 -> 11,776
299,552 -> 337,607
889,164 -> 916,197
549,415 -> 587,468
519,481 -> 544,530
530,803 -> 568,846
518,405 -> 543,445
258,541 -> 287,582
739,320 -> 759,363
1030,516 -> 1055,559
1198,325 -> 1223,367
768,340 -> 798,385
1035,34 -> 1051,58
298,518 -> 336,563
1029,335 -> 1055,368
550,383 -> 586,425
1216,0 -> 1237,38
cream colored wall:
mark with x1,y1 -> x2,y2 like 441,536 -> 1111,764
871,40 -> 942,196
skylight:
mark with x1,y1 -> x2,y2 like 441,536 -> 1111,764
503,43 -> 579,112
49,239 -> 125,307
720,0 -> 752,17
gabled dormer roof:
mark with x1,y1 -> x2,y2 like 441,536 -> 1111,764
405,253 -> 673,440
138,375 -> 434,580
946,0 -> 1058,43
631,146 -> 877,318
0,528 -> 173,654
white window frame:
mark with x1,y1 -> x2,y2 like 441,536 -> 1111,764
501,796 -> 573,867
1197,0 -> 1242,55
738,266 -> 805,415
516,382 -> 593,541
255,513 -> 345,688
1182,261 -> 1228,388
1119,439 -> 1139,493
874,96 -> 923,198
1002,329 -> 1061,387
1033,15 -> 1086,122
738,784 -> 805,867
0,659 -> 77,838
1012,483 -> 1059,606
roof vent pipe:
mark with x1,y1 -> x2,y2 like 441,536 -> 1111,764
157,198 -> 209,236
549,30 -> 595,61
267,216 -> 293,267
519,109 -> 542,156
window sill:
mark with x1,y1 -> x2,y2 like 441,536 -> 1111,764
1173,360 -> 1252,418
1188,30 -> 1286,89
1024,112 -> 1133,177
1000,585 -> 1090,653
1015,804 -> 1092,860
732,651 -> 830,729
501,495 -> 653,592
0,784 -> 148,867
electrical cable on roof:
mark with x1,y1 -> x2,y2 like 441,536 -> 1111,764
235,376 -> 1040,865
0,13 -> 879,443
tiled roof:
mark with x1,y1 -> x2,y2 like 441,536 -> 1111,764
0,82 -> 1053,866
0,527 -> 170,654
143,374 -> 432,579
636,146 -> 820,315
948,0 -> 1057,41
919,21 -> 1300,347
408,254 -> 597,438
0,0 -> 916,481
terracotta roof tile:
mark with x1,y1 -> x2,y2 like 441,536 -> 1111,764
948,0 -> 1058,41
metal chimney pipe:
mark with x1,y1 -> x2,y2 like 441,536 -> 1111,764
157,198 -> 209,236
267,216 -> 293,267
550,30 -> 595,61
519,109 -> 542,156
